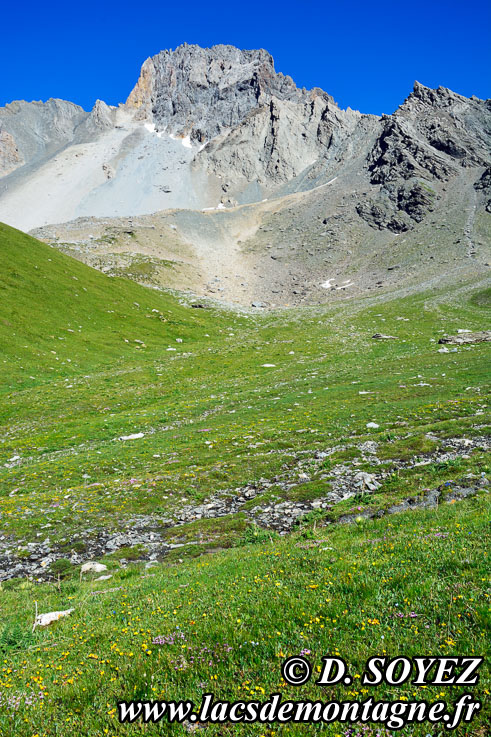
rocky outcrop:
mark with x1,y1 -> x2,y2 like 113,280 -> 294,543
439,331 -> 491,345
357,82 -> 491,231
356,198 -> 411,232
0,98 -> 88,172
403,82 -> 491,166
0,130 -> 23,176
125,43 -> 306,142
474,166 -> 491,191
194,94 -> 358,186
368,118 -> 452,185
75,99 -> 116,140
474,166 -> 491,212
0,435 -> 487,580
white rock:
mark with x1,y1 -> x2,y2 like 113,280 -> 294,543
95,574 -> 112,581
35,609 -> 74,628
119,433 -> 144,441
354,472 -> 381,491
81,562 -> 108,574
366,422 -> 379,429
261,364 -> 276,367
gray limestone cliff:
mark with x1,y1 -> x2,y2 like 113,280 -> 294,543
125,43 -> 306,141
0,98 -> 87,175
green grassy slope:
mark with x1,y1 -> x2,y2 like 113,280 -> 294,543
0,221 -> 228,390
0,223 -> 489,735
1,497 -> 489,736
0,224 -> 489,544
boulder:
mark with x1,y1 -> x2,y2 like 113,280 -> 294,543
81,561 -> 107,574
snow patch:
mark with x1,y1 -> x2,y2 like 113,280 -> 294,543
170,133 -> 193,149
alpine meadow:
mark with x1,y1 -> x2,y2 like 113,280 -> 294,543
0,36 -> 489,737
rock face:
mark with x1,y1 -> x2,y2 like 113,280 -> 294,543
474,166 -> 491,212
75,99 -> 116,140
0,98 -> 87,172
357,84 -> 491,230
0,130 -> 23,176
125,44 -> 305,141
195,94 -> 361,188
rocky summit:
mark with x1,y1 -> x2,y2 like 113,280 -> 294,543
0,43 -> 489,306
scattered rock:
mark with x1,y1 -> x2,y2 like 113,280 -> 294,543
34,608 -> 74,629
354,472 -> 381,491
102,163 -> 115,180
438,331 -> 491,345
119,432 -> 145,441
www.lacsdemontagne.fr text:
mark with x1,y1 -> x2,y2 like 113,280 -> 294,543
118,692 -> 481,730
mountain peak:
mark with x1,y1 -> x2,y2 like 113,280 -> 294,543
125,43 -> 304,141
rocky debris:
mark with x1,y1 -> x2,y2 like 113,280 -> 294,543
353,472 -> 381,491
0,436 -> 487,580
474,166 -> 491,191
439,331 -> 491,345
372,333 -> 398,340
102,162 -> 115,179
438,346 -> 457,353
336,482 -> 482,525
356,199 -> 411,232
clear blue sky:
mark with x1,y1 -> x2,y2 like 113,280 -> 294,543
2,0 -> 489,115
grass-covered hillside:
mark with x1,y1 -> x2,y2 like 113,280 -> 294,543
0,223 -> 489,735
